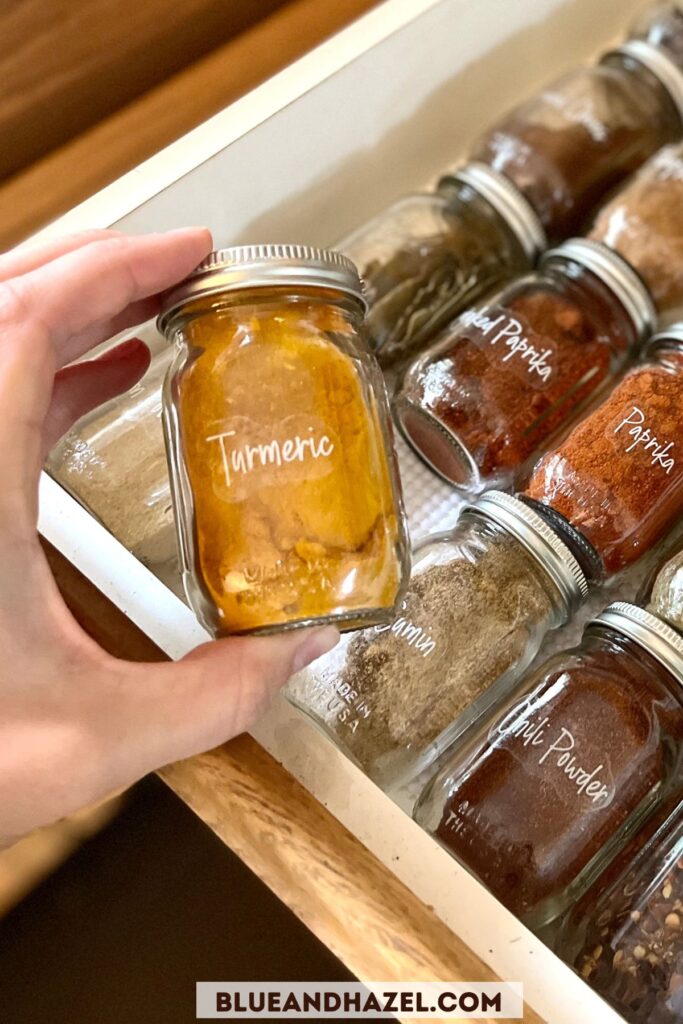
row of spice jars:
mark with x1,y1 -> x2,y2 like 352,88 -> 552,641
342,9 -> 683,369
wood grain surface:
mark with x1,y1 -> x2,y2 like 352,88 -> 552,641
0,0 -> 379,250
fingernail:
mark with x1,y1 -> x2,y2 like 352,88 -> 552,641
98,338 -> 150,363
292,626 -> 340,675
165,226 -> 212,240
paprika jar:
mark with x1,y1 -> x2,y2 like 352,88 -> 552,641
286,491 -> 587,789
394,239 -> 655,494
158,244 -> 409,637
340,163 -> 545,369
630,2 -> 683,69
470,41 -> 683,241
525,324 -> 683,577
559,803 -> 683,1023
414,602 -> 683,929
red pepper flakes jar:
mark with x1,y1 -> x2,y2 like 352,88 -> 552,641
414,602 -> 683,930
394,239 -> 656,494
525,324 -> 683,577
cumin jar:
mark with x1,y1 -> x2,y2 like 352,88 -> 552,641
414,603 -> 683,930
394,239 -> 655,494
339,163 -> 545,369
158,244 -> 409,637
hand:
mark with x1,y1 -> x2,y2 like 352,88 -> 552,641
0,228 -> 339,848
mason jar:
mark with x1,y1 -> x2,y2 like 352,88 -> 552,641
339,163 -> 545,368
395,239 -> 655,494
525,324 -> 683,577
630,1 -> 683,69
470,41 -> 683,241
285,491 -> 587,789
157,244 -> 409,637
640,536 -> 683,633
414,603 -> 683,930
558,801 -> 683,1023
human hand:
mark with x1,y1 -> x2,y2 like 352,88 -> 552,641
0,229 -> 339,848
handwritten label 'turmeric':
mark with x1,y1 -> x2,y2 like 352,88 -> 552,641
461,309 -> 553,382
614,406 -> 676,474
208,429 -> 335,488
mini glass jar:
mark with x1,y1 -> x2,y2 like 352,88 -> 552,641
414,603 -> 683,930
286,491 -> 587,789
526,325 -> 683,577
471,41 -> 683,241
394,239 -> 655,494
559,802 -> 683,1023
630,2 -> 683,69
340,163 -> 545,368
642,538 -> 683,633
158,244 -> 410,637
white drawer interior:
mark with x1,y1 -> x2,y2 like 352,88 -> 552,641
36,0 -> 661,1020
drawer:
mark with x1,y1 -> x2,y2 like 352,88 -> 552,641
36,1 -> 655,1020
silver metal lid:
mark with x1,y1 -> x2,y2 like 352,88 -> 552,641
443,162 -> 547,261
541,238 -> 657,343
592,602 -> 683,683
158,243 -> 367,331
605,41 -> 683,121
646,321 -> 683,356
465,491 -> 588,612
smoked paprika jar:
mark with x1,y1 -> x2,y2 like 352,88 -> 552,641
470,40 -> 683,241
340,163 -> 545,368
414,603 -> 683,929
158,244 -> 409,637
525,324 -> 683,576
395,239 -> 656,494
286,491 -> 587,788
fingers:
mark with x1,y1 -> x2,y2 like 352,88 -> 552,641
43,338 -> 151,454
0,227 -> 212,367
113,627 -> 340,780
0,230 -> 124,282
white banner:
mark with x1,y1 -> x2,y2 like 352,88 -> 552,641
196,982 -> 524,1019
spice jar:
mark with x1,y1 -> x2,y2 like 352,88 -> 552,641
286,491 -> 587,788
394,239 -> 655,493
158,244 -> 409,637
559,803 -> 683,1023
340,163 -> 545,369
641,540 -> 683,633
631,2 -> 683,69
414,603 -> 683,929
590,142 -> 683,325
525,324 -> 683,577
470,41 -> 683,241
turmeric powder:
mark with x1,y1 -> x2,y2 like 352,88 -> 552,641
161,261 -> 408,637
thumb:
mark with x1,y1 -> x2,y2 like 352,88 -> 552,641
116,626 -> 339,779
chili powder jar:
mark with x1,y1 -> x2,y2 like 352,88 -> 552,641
526,324 -> 683,577
340,163 -> 545,368
158,244 -> 409,637
395,239 -> 655,493
559,803 -> 683,1023
414,603 -> 683,929
470,41 -> 683,241
286,491 -> 587,788
630,2 -> 683,69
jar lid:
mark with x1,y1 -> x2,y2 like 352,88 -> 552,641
465,491 -> 589,611
606,41 -> 683,122
592,602 -> 683,683
158,243 -> 367,331
441,162 -> 547,261
541,238 -> 657,343
646,322 -> 683,356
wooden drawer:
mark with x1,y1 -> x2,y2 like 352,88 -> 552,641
36,1 -> 651,1019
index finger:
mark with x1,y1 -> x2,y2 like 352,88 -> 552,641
0,227 -> 212,366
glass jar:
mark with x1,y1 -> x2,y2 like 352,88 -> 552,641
158,244 -> 409,637
470,41 -> 683,241
285,491 -> 587,789
590,142 -> 683,325
339,163 -> 545,369
394,239 -> 655,494
559,802 -> 683,1023
641,538 -> 683,633
631,2 -> 683,69
525,325 -> 683,577
414,603 -> 683,930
